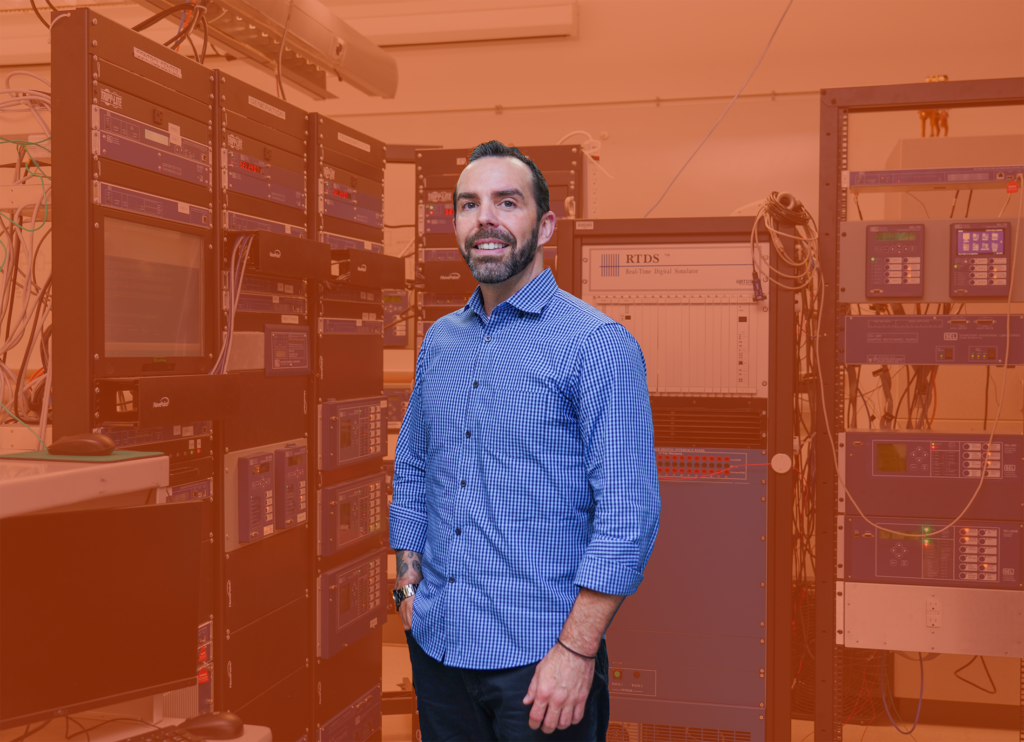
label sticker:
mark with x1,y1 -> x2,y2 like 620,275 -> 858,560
281,315 -> 299,324
323,165 -> 336,180
226,133 -> 243,151
338,132 -> 370,152
182,426 -> 194,437
576,220 -> 595,230
168,122 -> 182,146
178,201 -> 190,214
248,95 -> 286,120
133,47 -> 182,79
456,157 -> 467,166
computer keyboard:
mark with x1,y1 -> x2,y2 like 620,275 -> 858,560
114,727 -> 207,742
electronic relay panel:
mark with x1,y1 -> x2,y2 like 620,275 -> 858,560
580,242 -> 770,396
838,218 -> 1022,303
274,445 -> 308,530
264,325 -> 311,377
223,437 -> 306,552
237,452 -> 275,543
950,221 -> 1012,297
317,548 -> 387,659
839,432 -> 1023,521
843,314 -> 1024,365
96,420 -> 212,463
843,517 -> 1022,590
319,473 -> 386,557
864,224 -> 924,297
318,397 -> 386,471
317,683 -> 381,742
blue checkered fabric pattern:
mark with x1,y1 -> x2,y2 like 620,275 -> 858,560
390,268 -> 660,670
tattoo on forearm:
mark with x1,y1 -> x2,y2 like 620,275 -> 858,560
395,549 -> 423,587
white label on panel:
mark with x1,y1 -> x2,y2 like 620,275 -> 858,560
248,95 -> 285,120
337,132 -> 370,152
133,47 -> 182,78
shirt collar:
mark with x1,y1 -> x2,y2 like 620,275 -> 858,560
463,268 -> 558,320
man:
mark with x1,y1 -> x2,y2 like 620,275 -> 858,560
389,141 -> 660,741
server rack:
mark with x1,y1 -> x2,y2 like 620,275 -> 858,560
562,217 -> 794,742
815,78 -> 1024,742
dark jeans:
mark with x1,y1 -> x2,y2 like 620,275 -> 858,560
406,631 -> 609,742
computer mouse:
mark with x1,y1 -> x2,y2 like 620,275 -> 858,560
47,433 -> 116,456
177,712 -> 244,740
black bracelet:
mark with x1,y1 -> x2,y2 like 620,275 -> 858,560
556,638 -> 597,660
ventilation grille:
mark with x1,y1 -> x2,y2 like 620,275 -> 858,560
162,684 -> 199,719
609,721 -> 753,742
651,396 -> 767,449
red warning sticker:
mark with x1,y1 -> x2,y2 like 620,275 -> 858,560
198,669 -> 209,683
1009,180 -> 1020,194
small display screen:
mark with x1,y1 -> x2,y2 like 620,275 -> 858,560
332,188 -> 352,199
956,229 -> 1005,255
104,217 -> 203,357
287,454 -> 304,467
339,503 -> 351,530
339,421 -> 352,448
240,160 -> 262,174
250,462 -> 269,475
875,231 -> 916,241
383,295 -> 405,304
875,443 -> 908,473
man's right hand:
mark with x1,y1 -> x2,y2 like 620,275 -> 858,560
395,549 -> 423,632
399,594 -> 414,631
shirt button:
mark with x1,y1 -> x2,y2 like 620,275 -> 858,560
473,381 -> 479,388
455,528 -> 462,535
460,480 -> 466,487
465,431 -> 471,438
449,577 -> 455,583
485,336 -> 491,342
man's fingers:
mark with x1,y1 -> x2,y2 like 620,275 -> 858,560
542,702 -> 563,734
523,671 -> 538,705
528,700 -> 547,731
556,703 -> 574,731
572,698 -> 587,726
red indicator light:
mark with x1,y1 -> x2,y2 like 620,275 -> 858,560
240,160 -> 262,174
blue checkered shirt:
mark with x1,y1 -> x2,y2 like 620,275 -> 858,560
390,268 -> 660,670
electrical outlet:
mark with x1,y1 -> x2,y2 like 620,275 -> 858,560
926,598 -> 941,627
926,599 -> 941,612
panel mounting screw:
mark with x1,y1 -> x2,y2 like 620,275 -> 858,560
92,40 -> 98,46
94,412 -> 100,418
94,223 -> 99,228
92,18 -> 97,24
93,353 -> 99,360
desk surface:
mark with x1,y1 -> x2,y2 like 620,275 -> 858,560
0,718 -> 271,742
0,456 -> 169,519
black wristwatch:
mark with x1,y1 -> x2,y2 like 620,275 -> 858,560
393,583 -> 418,610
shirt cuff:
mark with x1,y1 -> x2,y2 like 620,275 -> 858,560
388,504 -> 428,553
573,553 -> 645,597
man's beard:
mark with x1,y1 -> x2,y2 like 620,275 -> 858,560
459,219 -> 541,285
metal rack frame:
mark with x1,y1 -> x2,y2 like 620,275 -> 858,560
814,77 -> 1024,742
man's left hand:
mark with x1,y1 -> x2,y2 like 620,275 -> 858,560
522,642 -> 594,733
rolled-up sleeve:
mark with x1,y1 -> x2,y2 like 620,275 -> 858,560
572,323 -> 661,596
389,339 -> 431,553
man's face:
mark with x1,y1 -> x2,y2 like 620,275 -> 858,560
453,157 -> 546,285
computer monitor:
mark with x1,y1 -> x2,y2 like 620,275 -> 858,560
103,216 -> 205,359
0,502 -> 204,729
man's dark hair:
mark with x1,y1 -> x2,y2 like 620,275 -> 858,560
454,140 -> 550,219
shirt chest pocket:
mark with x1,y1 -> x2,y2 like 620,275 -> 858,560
483,384 -> 579,461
